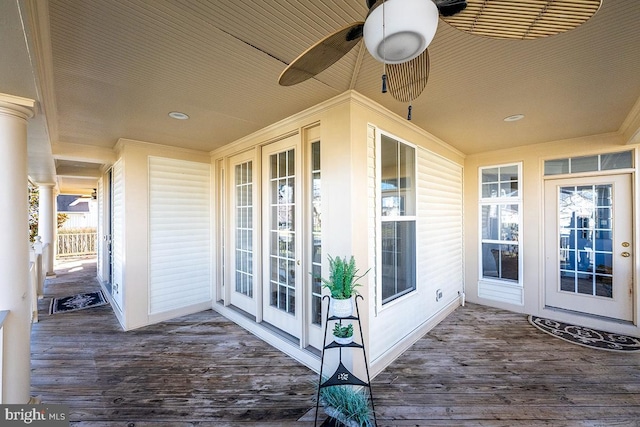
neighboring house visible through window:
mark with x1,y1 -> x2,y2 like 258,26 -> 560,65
380,133 -> 417,304
479,163 -> 522,284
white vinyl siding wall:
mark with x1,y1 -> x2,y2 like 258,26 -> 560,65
368,126 -> 464,365
148,157 -> 211,315
417,147 -> 464,304
111,160 -> 124,311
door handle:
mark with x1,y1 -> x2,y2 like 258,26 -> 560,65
621,252 -> 631,258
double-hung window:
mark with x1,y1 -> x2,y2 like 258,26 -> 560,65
380,134 -> 417,304
479,163 -> 521,283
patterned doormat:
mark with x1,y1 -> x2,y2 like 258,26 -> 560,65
529,316 -> 640,352
50,291 -> 108,314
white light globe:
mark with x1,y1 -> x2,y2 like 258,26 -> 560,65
363,0 -> 439,64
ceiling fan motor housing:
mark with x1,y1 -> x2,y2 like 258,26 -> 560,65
364,0 -> 439,64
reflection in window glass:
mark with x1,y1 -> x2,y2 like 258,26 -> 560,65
558,184 -> 614,299
380,134 -> 416,304
571,156 -> 598,173
601,151 -> 632,170
310,141 -> 322,326
545,151 -> 632,175
479,164 -> 521,283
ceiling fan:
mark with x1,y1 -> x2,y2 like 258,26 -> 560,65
278,0 -> 467,116
278,0 -> 602,118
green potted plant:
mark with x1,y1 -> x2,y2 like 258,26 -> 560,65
319,385 -> 374,427
332,323 -> 354,345
321,255 -> 369,318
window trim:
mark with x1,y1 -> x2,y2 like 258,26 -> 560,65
376,130 -> 418,309
478,162 -> 523,286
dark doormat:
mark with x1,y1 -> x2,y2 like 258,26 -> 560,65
50,291 -> 108,314
529,315 -> 640,352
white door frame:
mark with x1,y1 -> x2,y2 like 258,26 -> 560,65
544,173 -> 634,322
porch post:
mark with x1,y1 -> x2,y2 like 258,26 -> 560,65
37,183 -> 56,275
0,94 -> 35,404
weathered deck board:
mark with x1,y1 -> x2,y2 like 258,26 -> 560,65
31,257 -> 640,426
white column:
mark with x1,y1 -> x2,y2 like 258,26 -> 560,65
0,94 -> 35,404
37,183 -> 55,275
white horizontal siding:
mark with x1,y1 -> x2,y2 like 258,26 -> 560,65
112,160 -> 124,311
148,157 -> 211,315
417,148 -> 463,300
478,280 -> 524,305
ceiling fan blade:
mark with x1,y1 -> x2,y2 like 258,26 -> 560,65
441,0 -> 602,40
278,22 -> 365,86
386,48 -> 430,103
434,0 -> 467,17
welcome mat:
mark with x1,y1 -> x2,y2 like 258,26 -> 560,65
50,291 -> 108,314
529,316 -> 640,352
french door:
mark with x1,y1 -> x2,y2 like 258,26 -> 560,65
261,136 -> 303,337
544,174 -> 633,321
228,150 -> 259,316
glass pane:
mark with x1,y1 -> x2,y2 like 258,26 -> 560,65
399,143 -> 415,215
560,272 -> 576,292
234,161 -> 253,298
269,149 -> 296,314
500,244 -> 519,281
577,274 -> 594,295
544,158 -> 569,175
380,135 -> 415,216
483,243 -> 518,281
500,181 -> 518,198
556,183 -> 614,299
278,151 -> 287,177
481,205 -> 498,240
571,156 -> 598,173
311,142 -> 322,326
601,151 -> 632,170
481,182 -> 499,198
500,205 -> 519,241
595,275 -> 613,297
381,221 -> 416,303
481,167 -> 499,184
482,242 -> 499,279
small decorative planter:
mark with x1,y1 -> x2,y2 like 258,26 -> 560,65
330,297 -> 354,318
333,334 -> 354,345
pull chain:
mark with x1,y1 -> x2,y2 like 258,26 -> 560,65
381,0 -> 387,94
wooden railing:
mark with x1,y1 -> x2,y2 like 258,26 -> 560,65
57,232 -> 97,256
0,309 -> 8,403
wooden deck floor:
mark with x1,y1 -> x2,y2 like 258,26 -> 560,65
31,258 -> 640,426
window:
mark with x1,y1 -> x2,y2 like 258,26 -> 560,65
380,134 -> 416,304
479,164 -> 521,283
310,141 -> 322,325
544,151 -> 633,175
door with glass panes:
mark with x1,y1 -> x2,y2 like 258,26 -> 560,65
544,174 -> 633,321
228,150 -> 259,316
261,136 -> 303,337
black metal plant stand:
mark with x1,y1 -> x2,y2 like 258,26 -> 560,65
314,294 -> 377,427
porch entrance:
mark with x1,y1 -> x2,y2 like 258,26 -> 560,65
544,174 -> 633,321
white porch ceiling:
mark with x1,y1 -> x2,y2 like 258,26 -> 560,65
3,0 -> 640,194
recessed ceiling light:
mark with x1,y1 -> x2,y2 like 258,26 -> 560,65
504,114 -> 525,122
168,111 -> 189,120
